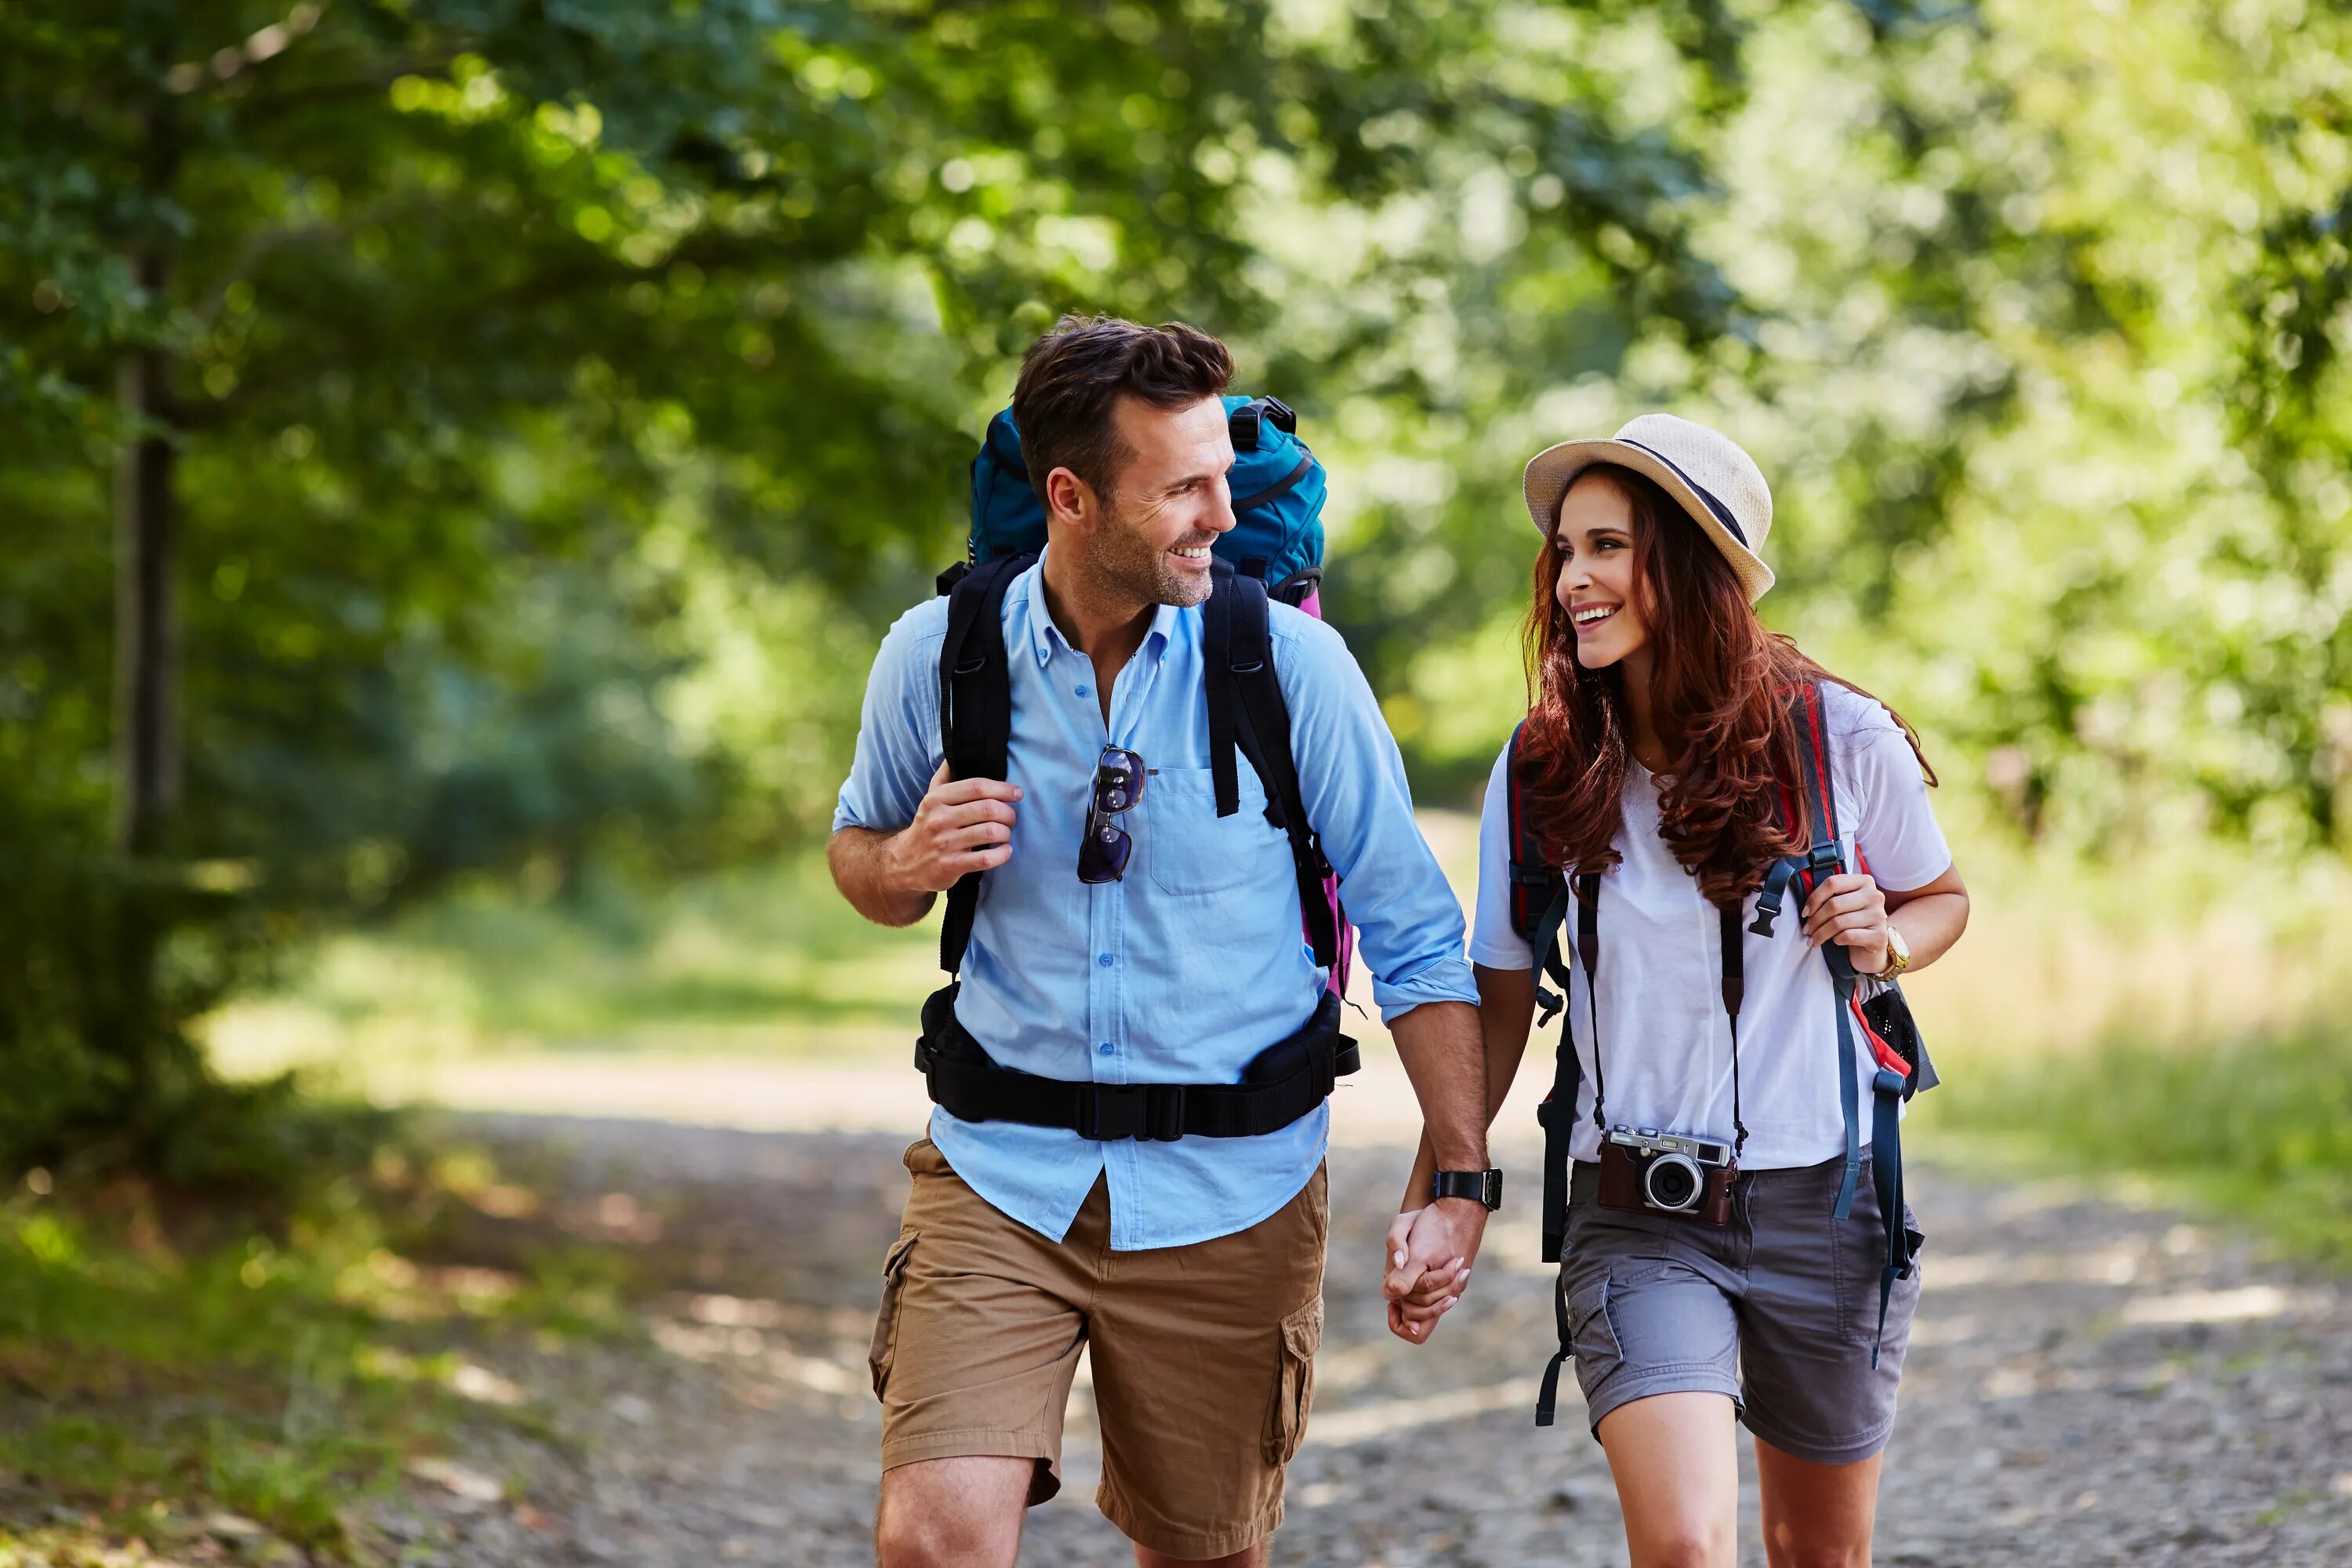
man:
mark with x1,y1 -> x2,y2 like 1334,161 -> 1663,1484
830,316 -> 1490,1567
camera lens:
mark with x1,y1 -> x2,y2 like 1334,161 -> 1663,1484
1646,1153 -> 1701,1211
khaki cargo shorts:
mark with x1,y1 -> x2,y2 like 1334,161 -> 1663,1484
869,1139 -> 1327,1561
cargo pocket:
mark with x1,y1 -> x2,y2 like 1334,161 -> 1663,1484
867,1229 -> 918,1401
1263,1295 -> 1323,1465
1566,1269 -> 1624,1370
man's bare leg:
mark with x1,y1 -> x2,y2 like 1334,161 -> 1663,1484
876,1455 -> 1033,1568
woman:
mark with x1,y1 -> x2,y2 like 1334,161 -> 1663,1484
1391,415 -> 1969,1567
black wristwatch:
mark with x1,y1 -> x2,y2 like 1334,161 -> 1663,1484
1432,1169 -> 1504,1211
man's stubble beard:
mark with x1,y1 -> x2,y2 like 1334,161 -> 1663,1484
1085,495 -> 1214,611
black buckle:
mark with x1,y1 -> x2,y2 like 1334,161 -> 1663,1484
1078,1084 -> 1185,1142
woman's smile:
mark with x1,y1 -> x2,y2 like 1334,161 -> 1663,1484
1570,600 -> 1621,635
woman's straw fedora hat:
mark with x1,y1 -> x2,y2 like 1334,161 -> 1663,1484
1521,413 -> 1776,601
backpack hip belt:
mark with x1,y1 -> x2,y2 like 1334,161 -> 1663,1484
915,984 -> 1358,1142
920,529 -> 1359,1145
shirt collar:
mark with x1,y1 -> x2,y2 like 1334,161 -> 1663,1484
1022,546 -> 1182,667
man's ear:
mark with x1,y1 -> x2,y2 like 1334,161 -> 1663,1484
1044,466 -> 1098,534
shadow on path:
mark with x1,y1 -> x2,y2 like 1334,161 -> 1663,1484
379,1114 -> 2352,1567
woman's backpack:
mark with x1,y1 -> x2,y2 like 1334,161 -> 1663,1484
1507,681 -> 1936,1425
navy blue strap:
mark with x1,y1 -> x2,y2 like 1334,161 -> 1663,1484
1828,943 -> 1863,1220
1530,882 -> 1573,1026
1869,1066 -> 1909,1367
1618,437 -> 1749,549
1748,853 -> 1803,936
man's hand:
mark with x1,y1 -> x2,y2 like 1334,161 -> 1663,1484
891,762 -> 1023,893
1381,1199 -> 1486,1345
829,764 -> 1023,927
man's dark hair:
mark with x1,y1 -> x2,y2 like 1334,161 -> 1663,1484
1011,314 -> 1233,514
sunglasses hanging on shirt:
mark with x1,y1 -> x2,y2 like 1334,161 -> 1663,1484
1079,745 -> 1146,884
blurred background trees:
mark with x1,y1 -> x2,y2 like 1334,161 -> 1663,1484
5,0 -> 2350,1173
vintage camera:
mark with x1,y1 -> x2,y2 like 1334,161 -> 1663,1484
1597,1126 -> 1737,1226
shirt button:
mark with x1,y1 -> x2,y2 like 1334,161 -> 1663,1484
1074,684 -> 1091,698
1096,953 -> 1113,968
1098,1040 -> 1114,1054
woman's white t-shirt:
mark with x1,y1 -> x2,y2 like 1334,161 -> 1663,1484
1470,683 -> 1954,1171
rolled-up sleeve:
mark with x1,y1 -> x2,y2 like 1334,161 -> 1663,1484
831,600 -> 949,836
1272,613 -> 1479,1023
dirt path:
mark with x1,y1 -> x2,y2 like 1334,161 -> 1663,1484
372,1115 -> 2352,1567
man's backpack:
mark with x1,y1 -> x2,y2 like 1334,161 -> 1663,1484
962,394 -> 1330,609
911,395 -> 1359,1143
1508,681 -> 1936,1426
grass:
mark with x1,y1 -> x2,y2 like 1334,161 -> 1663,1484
205,850 -> 942,1089
1921,1026 -> 2352,1265
0,1131 -> 641,1561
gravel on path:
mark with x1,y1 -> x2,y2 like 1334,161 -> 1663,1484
370,1115 -> 2352,1568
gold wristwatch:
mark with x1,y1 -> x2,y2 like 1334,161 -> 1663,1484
1880,924 -> 1911,977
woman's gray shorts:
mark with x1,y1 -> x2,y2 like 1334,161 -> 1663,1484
1558,1151 -> 1924,1466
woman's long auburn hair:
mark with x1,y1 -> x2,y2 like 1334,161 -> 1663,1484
1519,465 -> 1936,906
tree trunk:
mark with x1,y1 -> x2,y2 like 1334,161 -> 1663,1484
99,101 -> 198,1138
112,243 -> 180,858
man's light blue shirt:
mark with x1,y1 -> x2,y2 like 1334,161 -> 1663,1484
833,552 -> 1477,1250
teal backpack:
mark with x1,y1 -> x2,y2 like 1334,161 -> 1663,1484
926,393 -> 1356,1042
957,395 -> 1329,610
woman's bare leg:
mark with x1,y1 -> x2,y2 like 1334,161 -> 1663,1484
1595,1391 -> 1741,1568
1755,1436 -> 1882,1568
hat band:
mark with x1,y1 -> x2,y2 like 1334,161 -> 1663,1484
1618,438 -> 1750,550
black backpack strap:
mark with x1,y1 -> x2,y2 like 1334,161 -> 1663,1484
1203,562 -> 1243,818
935,551 -> 1033,977
1208,564 -> 1341,967
1505,723 -> 1569,937
1533,868 -> 1601,1428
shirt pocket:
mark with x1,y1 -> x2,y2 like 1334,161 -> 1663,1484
1139,765 -> 1294,898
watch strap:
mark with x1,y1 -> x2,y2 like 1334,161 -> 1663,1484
1432,1168 -> 1504,1210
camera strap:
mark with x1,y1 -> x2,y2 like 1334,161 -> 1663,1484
1534,873 -> 1750,1429
1569,877 -> 1746,1147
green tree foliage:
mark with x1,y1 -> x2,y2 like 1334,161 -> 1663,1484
5,0 -> 2348,1168
0,0 -> 1746,1169
1362,0 -> 2352,855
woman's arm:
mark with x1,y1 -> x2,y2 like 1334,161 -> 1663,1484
1802,862 -> 1970,975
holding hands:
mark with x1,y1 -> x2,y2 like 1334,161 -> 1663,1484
1381,1198 -> 1484,1345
